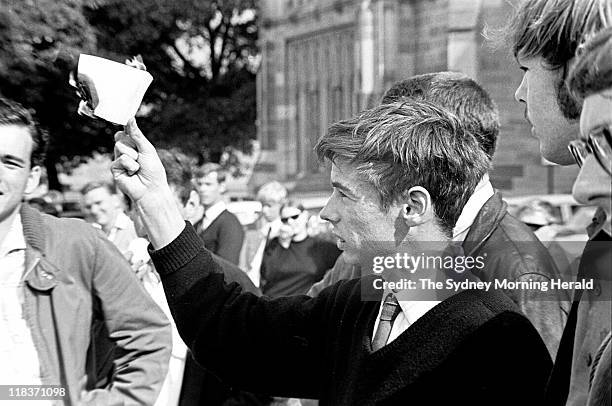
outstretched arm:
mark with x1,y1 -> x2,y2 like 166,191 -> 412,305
112,119 -> 331,398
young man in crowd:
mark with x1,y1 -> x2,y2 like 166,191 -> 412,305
193,163 -> 245,265
240,181 -> 288,286
502,0 -> 612,404
0,97 -> 171,404
309,71 -> 569,356
127,148 -> 262,406
112,103 -> 552,404
82,180 -> 138,255
507,0 -> 611,242
548,27 -> 612,406
510,0 -> 611,166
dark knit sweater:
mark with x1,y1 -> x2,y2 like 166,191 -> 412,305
261,236 -> 341,297
195,209 -> 244,265
152,224 -> 552,406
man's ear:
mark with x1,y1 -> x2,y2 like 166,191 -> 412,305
400,186 -> 434,227
24,166 -> 42,195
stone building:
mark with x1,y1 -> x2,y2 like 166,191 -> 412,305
254,0 -> 579,197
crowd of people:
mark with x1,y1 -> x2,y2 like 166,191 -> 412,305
0,0 -> 611,405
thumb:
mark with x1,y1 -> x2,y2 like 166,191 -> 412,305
125,118 -> 155,154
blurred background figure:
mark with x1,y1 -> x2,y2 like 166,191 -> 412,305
517,199 -> 561,240
260,200 -> 341,297
517,199 -> 576,279
42,189 -> 64,215
193,163 -> 244,265
81,181 -> 137,255
124,149 -> 196,406
306,214 -> 335,240
258,180 -> 287,236
241,181 -> 288,286
26,197 -> 59,216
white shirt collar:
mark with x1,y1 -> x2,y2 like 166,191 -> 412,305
452,174 -> 494,242
394,298 -> 440,325
113,211 -> 132,230
202,201 -> 227,229
372,288 -> 440,342
93,210 -> 130,232
0,213 -> 26,258
262,218 -> 282,238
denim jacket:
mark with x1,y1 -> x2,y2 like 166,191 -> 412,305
20,204 -> 172,405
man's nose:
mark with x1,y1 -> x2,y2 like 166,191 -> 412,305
514,75 -> 527,103
573,156 -> 611,204
319,197 -> 338,224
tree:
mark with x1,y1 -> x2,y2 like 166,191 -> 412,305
85,0 -> 259,163
0,0 -> 258,189
0,0 -> 104,190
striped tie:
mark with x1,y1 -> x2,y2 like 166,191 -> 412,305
372,293 -> 401,351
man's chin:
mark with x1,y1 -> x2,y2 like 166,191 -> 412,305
541,144 -> 576,166
341,250 -> 361,265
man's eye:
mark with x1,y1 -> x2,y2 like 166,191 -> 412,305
3,161 -> 23,169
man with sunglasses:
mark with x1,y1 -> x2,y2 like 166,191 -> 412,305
545,27 -> 612,406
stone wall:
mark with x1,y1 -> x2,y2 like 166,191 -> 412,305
256,0 -> 579,196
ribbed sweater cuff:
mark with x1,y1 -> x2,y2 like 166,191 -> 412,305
150,222 -> 202,275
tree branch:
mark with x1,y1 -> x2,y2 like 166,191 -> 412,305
170,42 -> 199,75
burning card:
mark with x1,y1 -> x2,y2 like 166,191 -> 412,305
71,54 -> 153,125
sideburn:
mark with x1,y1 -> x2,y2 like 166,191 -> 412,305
556,65 -> 582,120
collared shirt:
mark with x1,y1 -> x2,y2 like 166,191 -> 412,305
200,201 -> 227,231
247,219 -> 282,287
452,174 -> 494,243
0,213 -> 50,401
372,175 -> 494,347
94,211 -> 138,256
371,299 -> 441,346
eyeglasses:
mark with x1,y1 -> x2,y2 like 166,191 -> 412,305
568,125 -> 612,175
280,214 -> 300,223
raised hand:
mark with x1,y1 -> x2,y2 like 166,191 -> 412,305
111,118 -> 167,203
111,118 -> 184,249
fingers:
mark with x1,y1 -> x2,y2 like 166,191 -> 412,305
111,154 -> 140,176
135,263 -> 149,281
124,118 -> 155,154
114,129 -> 137,148
114,138 -> 139,161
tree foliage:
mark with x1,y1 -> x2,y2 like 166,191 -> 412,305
0,0 -> 107,189
0,0 -> 258,188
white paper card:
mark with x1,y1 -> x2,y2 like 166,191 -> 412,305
77,54 -> 153,125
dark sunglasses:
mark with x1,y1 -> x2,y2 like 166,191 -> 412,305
568,125 -> 612,175
280,214 -> 300,223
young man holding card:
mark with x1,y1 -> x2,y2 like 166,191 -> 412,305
0,97 -> 171,404
112,104 -> 552,405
